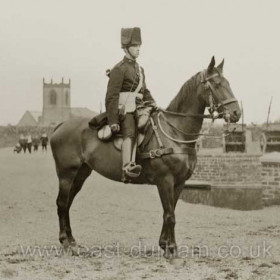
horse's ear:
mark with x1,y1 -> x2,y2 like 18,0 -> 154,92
217,59 -> 224,72
207,56 -> 215,73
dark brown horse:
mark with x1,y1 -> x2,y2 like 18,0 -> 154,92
51,57 -> 241,258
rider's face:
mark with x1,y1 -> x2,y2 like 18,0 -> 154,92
127,45 -> 141,58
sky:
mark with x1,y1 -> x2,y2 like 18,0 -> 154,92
0,0 -> 279,125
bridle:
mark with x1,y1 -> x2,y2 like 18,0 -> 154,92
139,70 -> 239,158
200,69 -> 238,119
146,70 -> 239,145
159,69 -> 238,120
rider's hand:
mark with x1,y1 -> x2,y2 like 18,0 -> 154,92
144,101 -> 157,108
110,124 -> 120,133
149,102 -> 158,110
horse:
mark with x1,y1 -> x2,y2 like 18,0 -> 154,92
50,57 -> 241,258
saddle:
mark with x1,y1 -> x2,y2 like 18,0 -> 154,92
88,106 -> 154,151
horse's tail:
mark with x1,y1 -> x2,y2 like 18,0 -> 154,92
53,122 -> 64,133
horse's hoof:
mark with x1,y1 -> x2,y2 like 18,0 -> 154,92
169,245 -> 178,257
69,240 -> 77,247
61,239 -> 70,249
70,244 -> 79,256
163,249 -> 172,259
159,241 -> 167,250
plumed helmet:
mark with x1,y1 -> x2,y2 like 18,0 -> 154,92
121,27 -> 142,48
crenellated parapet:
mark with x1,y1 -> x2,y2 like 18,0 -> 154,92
43,78 -> 71,88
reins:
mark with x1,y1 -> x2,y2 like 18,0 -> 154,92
158,111 -> 225,138
158,107 -> 215,119
157,112 -> 198,144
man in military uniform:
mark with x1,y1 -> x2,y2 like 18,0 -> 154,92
105,27 -> 156,183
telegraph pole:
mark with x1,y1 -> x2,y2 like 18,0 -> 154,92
266,96 -> 273,130
241,101 -> 244,131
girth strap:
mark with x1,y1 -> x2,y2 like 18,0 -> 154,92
138,147 -> 196,159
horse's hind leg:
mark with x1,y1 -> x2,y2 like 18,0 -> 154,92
65,164 -> 92,245
56,170 -> 77,247
56,164 -> 92,247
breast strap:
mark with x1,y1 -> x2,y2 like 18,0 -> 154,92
138,113 -> 196,160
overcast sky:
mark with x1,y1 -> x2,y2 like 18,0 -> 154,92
0,0 -> 279,125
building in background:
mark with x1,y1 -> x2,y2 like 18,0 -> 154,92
41,78 -> 71,126
17,78 -> 96,127
17,111 -> 42,127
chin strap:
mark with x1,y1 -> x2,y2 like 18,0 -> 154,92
126,47 -> 136,60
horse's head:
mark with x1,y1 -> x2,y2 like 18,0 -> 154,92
198,57 -> 241,123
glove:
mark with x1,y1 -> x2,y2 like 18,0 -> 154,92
110,124 -> 120,133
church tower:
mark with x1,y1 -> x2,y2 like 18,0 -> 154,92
42,78 -> 71,125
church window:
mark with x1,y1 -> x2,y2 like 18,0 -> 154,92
50,90 -> 57,105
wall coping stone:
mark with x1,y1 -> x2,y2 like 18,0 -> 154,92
184,180 -> 212,189
260,152 -> 280,164
211,184 -> 263,190
197,153 -> 262,158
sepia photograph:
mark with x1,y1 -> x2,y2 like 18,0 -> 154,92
0,0 -> 280,279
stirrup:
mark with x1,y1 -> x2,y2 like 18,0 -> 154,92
121,172 -> 132,184
122,162 -> 142,178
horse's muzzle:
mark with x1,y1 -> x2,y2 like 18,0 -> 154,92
224,110 -> 241,123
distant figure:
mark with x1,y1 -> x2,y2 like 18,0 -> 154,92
41,133 -> 48,152
26,134 -> 32,153
19,134 -> 27,153
32,135 -> 40,152
13,142 -> 22,153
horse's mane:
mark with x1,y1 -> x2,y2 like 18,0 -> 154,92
166,72 -> 200,112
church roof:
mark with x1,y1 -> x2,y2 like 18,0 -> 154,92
17,111 -> 42,127
70,107 -> 97,118
29,111 -> 42,122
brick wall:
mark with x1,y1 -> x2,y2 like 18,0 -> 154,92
261,157 -> 280,206
191,154 -> 262,188
190,153 -> 280,206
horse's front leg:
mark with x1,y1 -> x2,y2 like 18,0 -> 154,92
157,175 -> 177,258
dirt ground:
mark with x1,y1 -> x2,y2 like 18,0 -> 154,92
0,147 -> 280,280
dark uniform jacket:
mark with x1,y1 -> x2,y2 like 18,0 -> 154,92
105,56 -> 155,125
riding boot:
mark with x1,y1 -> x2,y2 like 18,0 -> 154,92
121,137 -> 142,183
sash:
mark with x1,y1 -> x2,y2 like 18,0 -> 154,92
134,64 -> 143,94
